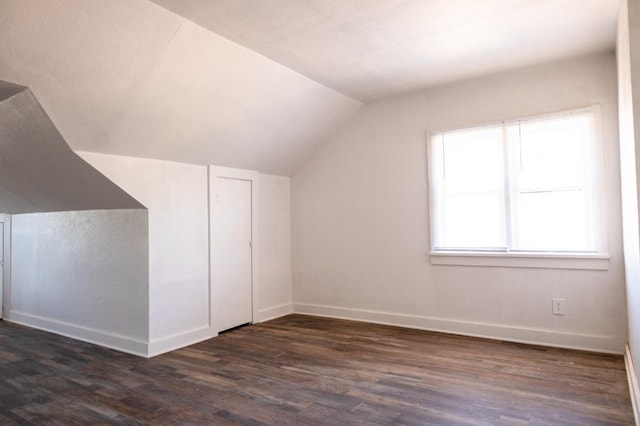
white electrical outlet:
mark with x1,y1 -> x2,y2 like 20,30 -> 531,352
552,298 -> 565,315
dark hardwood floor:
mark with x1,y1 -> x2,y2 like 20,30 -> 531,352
0,314 -> 634,425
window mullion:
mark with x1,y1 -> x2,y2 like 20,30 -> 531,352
503,123 -> 514,251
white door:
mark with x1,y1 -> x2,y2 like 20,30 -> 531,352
213,177 -> 253,332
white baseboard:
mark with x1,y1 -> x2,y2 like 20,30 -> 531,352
293,303 -> 625,355
626,344 -> 640,425
7,310 -> 148,357
147,326 -> 214,358
257,303 -> 293,323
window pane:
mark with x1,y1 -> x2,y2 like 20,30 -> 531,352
514,190 -> 589,251
442,126 -> 503,193
435,125 -> 506,249
518,115 -> 590,190
441,192 -> 505,248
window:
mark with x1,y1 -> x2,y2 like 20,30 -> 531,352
428,107 -> 607,268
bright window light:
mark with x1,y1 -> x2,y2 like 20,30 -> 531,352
428,107 -> 603,254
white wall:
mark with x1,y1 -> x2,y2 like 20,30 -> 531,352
8,209 -> 149,355
256,174 -> 292,321
292,53 -> 627,353
80,152 -> 294,355
79,152 -> 210,356
618,0 -> 640,412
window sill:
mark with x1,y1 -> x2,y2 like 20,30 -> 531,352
429,251 -> 609,270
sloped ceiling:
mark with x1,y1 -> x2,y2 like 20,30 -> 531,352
0,0 -> 360,176
0,82 -> 143,214
0,0 -> 618,175
150,0 -> 619,102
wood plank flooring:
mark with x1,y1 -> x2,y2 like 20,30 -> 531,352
0,314 -> 634,425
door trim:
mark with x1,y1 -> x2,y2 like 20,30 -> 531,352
208,166 -> 259,336
0,214 -> 10,320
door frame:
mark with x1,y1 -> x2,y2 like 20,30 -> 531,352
208,166 -> 259,336
0,214 -> 10,320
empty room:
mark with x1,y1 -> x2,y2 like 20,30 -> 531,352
0,0 -> 638,424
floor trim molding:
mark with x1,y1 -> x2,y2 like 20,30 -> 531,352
258,303 -> 293,323
7,310 -> 148,357
293,303 -> 624,354
626,344 -> 640,425
148,326 -> 214,358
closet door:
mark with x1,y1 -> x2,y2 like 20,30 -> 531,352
212,177 -> 253,332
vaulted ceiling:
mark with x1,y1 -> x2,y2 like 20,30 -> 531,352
0,81 -> 143,214
151,0 -> 619,102
0,0 -> 618,176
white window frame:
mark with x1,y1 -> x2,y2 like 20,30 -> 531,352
427,106 -> 609,270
